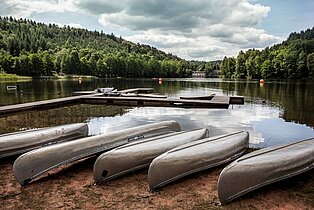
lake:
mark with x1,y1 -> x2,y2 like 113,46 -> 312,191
0,78 -> 313,148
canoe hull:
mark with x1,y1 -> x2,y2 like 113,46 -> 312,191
13,121 -> 181,185
148,131 -> 249,191
218,137 -> 314,204
179,94 -> 215,100
0,123 -> 88,158
93,128 -> 209,184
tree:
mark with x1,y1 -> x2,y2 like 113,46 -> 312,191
29,53 -> 44,76
253,55 -> 262,78
42,52 -> 54,76
297,50 -> 308,78
235,51 -> 246,78
261,60 -> 272,79
307,53 -> 314,78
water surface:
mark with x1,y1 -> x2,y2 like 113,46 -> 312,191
0,78 -> 313,148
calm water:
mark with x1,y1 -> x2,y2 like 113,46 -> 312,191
0,78 -> 313,148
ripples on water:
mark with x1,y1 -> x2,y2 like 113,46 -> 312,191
0,78 -> 313,148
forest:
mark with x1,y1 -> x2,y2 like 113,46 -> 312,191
220,27 -> 314,79
0,16 -> 313,79
0,16 -> 219,78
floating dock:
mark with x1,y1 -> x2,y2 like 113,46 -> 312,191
0,89 -> 244,116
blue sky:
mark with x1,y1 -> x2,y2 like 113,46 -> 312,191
1,0 -> 313,61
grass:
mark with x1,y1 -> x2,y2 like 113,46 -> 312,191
0,73 -> 32,81
40,74 -> 97,80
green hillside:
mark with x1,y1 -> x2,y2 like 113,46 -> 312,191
0,16 -> 199,78
220,27 -> 314,79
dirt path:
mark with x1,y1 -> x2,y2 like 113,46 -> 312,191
0,156 -> 313,210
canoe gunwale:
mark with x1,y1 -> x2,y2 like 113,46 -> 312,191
96,163 -> 151,183
13,121 -> 181,185
115,128 -> 201,151
93,128 -> 209,184
16,134 -> 172,185
0,123 -> 88,159
218,137 -> 314,204
220,164 -> 314,204
150,149 -> 247,191
149,131 -> 249,191
165,131 -> 244,154
235,137 -> 314,162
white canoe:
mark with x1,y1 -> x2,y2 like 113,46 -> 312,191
218,137 -> 314,204
93,128 -> 209,184
0,123 -> 88,158
148,131 -> 249,191
179,94 -> 215,100
13,121 -> 181,185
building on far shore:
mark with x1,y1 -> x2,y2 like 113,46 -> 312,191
192,70 -> 220,78
192,71 -> 206,78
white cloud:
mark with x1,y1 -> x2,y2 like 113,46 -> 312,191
5,0 -> 77,18
226,1 -> 270,27
80,0 -> 283,60
68,23 -> 83,28
1,0 -> 285,60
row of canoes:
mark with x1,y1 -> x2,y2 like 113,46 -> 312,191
1,121 -> 313,204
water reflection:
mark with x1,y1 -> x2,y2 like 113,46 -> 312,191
86,104 -> 313,148
0,78 -> 313,148
0,105 -> 128,134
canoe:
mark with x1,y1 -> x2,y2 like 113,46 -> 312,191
13,121 -> 181,185
94,87 -> 115,93
93,128 -> 209,184
0,123 -> 88,158
148,131 -> 249,191
179,94 -> 215,100
218,137 -> 314,204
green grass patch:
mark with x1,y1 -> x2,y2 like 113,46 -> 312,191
0,73 -> 32,81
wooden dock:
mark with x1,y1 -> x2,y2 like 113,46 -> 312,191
83,96 -> 230,109
0,95 -> 86,116
0,92 -> 244,116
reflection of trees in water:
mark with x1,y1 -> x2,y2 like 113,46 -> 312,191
0,105 -> 128,134
219,80 -> 314,128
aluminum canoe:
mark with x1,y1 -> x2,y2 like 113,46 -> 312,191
218,137 -> 314,204
148,131 -> 249,191
0,123 -> 88,158
179,94 -> 215,100
93,128 -> 209,184
13,120 -> 181,185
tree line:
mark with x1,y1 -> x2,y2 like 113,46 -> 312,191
220,27 -> 314,79
2,16 -> 312,79
0,16 -> 219,78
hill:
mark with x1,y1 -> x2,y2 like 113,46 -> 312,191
220,27 -> 314,79
0,16 -> 200,78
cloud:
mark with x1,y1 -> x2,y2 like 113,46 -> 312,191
225,1 -> 270,27
76,0 -> 125,15
68,23 -> 83,28
1,0 -> 284,60
77,0 -> 283,60
4,0 -> 77,18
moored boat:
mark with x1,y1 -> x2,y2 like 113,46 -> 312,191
0,123 -> 88,158
93,128 -> 209,184
13,121 -> 181,185
179,94 -> 215,100
148,131 -> 249,191
218,137 -> 314,204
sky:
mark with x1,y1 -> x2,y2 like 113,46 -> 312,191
1,0 -> 313,61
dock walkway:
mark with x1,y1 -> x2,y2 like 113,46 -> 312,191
0,90 -> 244,116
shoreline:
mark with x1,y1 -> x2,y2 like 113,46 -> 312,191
1,155 -> 313,209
